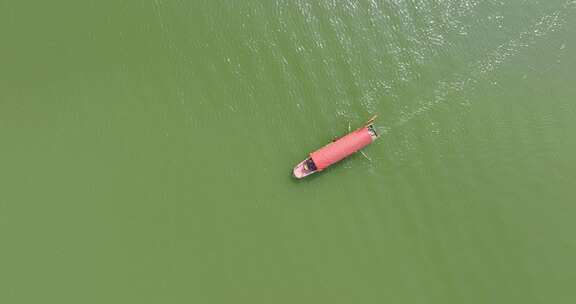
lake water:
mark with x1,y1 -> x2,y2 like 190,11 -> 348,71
1,1 -> 576,303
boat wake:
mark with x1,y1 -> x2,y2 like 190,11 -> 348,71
386,0 -> 576,132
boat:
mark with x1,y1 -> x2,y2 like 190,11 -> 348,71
292,115 -> 379,179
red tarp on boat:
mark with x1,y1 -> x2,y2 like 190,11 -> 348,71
310,127 -> 373,171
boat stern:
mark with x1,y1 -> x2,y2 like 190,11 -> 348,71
367,124 -> 379,141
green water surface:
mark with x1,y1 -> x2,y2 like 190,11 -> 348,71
1,1 -> 576,303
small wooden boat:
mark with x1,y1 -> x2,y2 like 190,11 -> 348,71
293,115 -> 379,179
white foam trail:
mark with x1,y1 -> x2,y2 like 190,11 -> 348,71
387,1 -> 575,131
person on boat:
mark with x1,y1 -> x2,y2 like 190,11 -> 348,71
367,124 -> 378,138
303,158 -> 317,172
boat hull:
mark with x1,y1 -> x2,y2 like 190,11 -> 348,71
292,122 -> 378,179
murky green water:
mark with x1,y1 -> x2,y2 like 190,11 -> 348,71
1,1 -> 576,303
